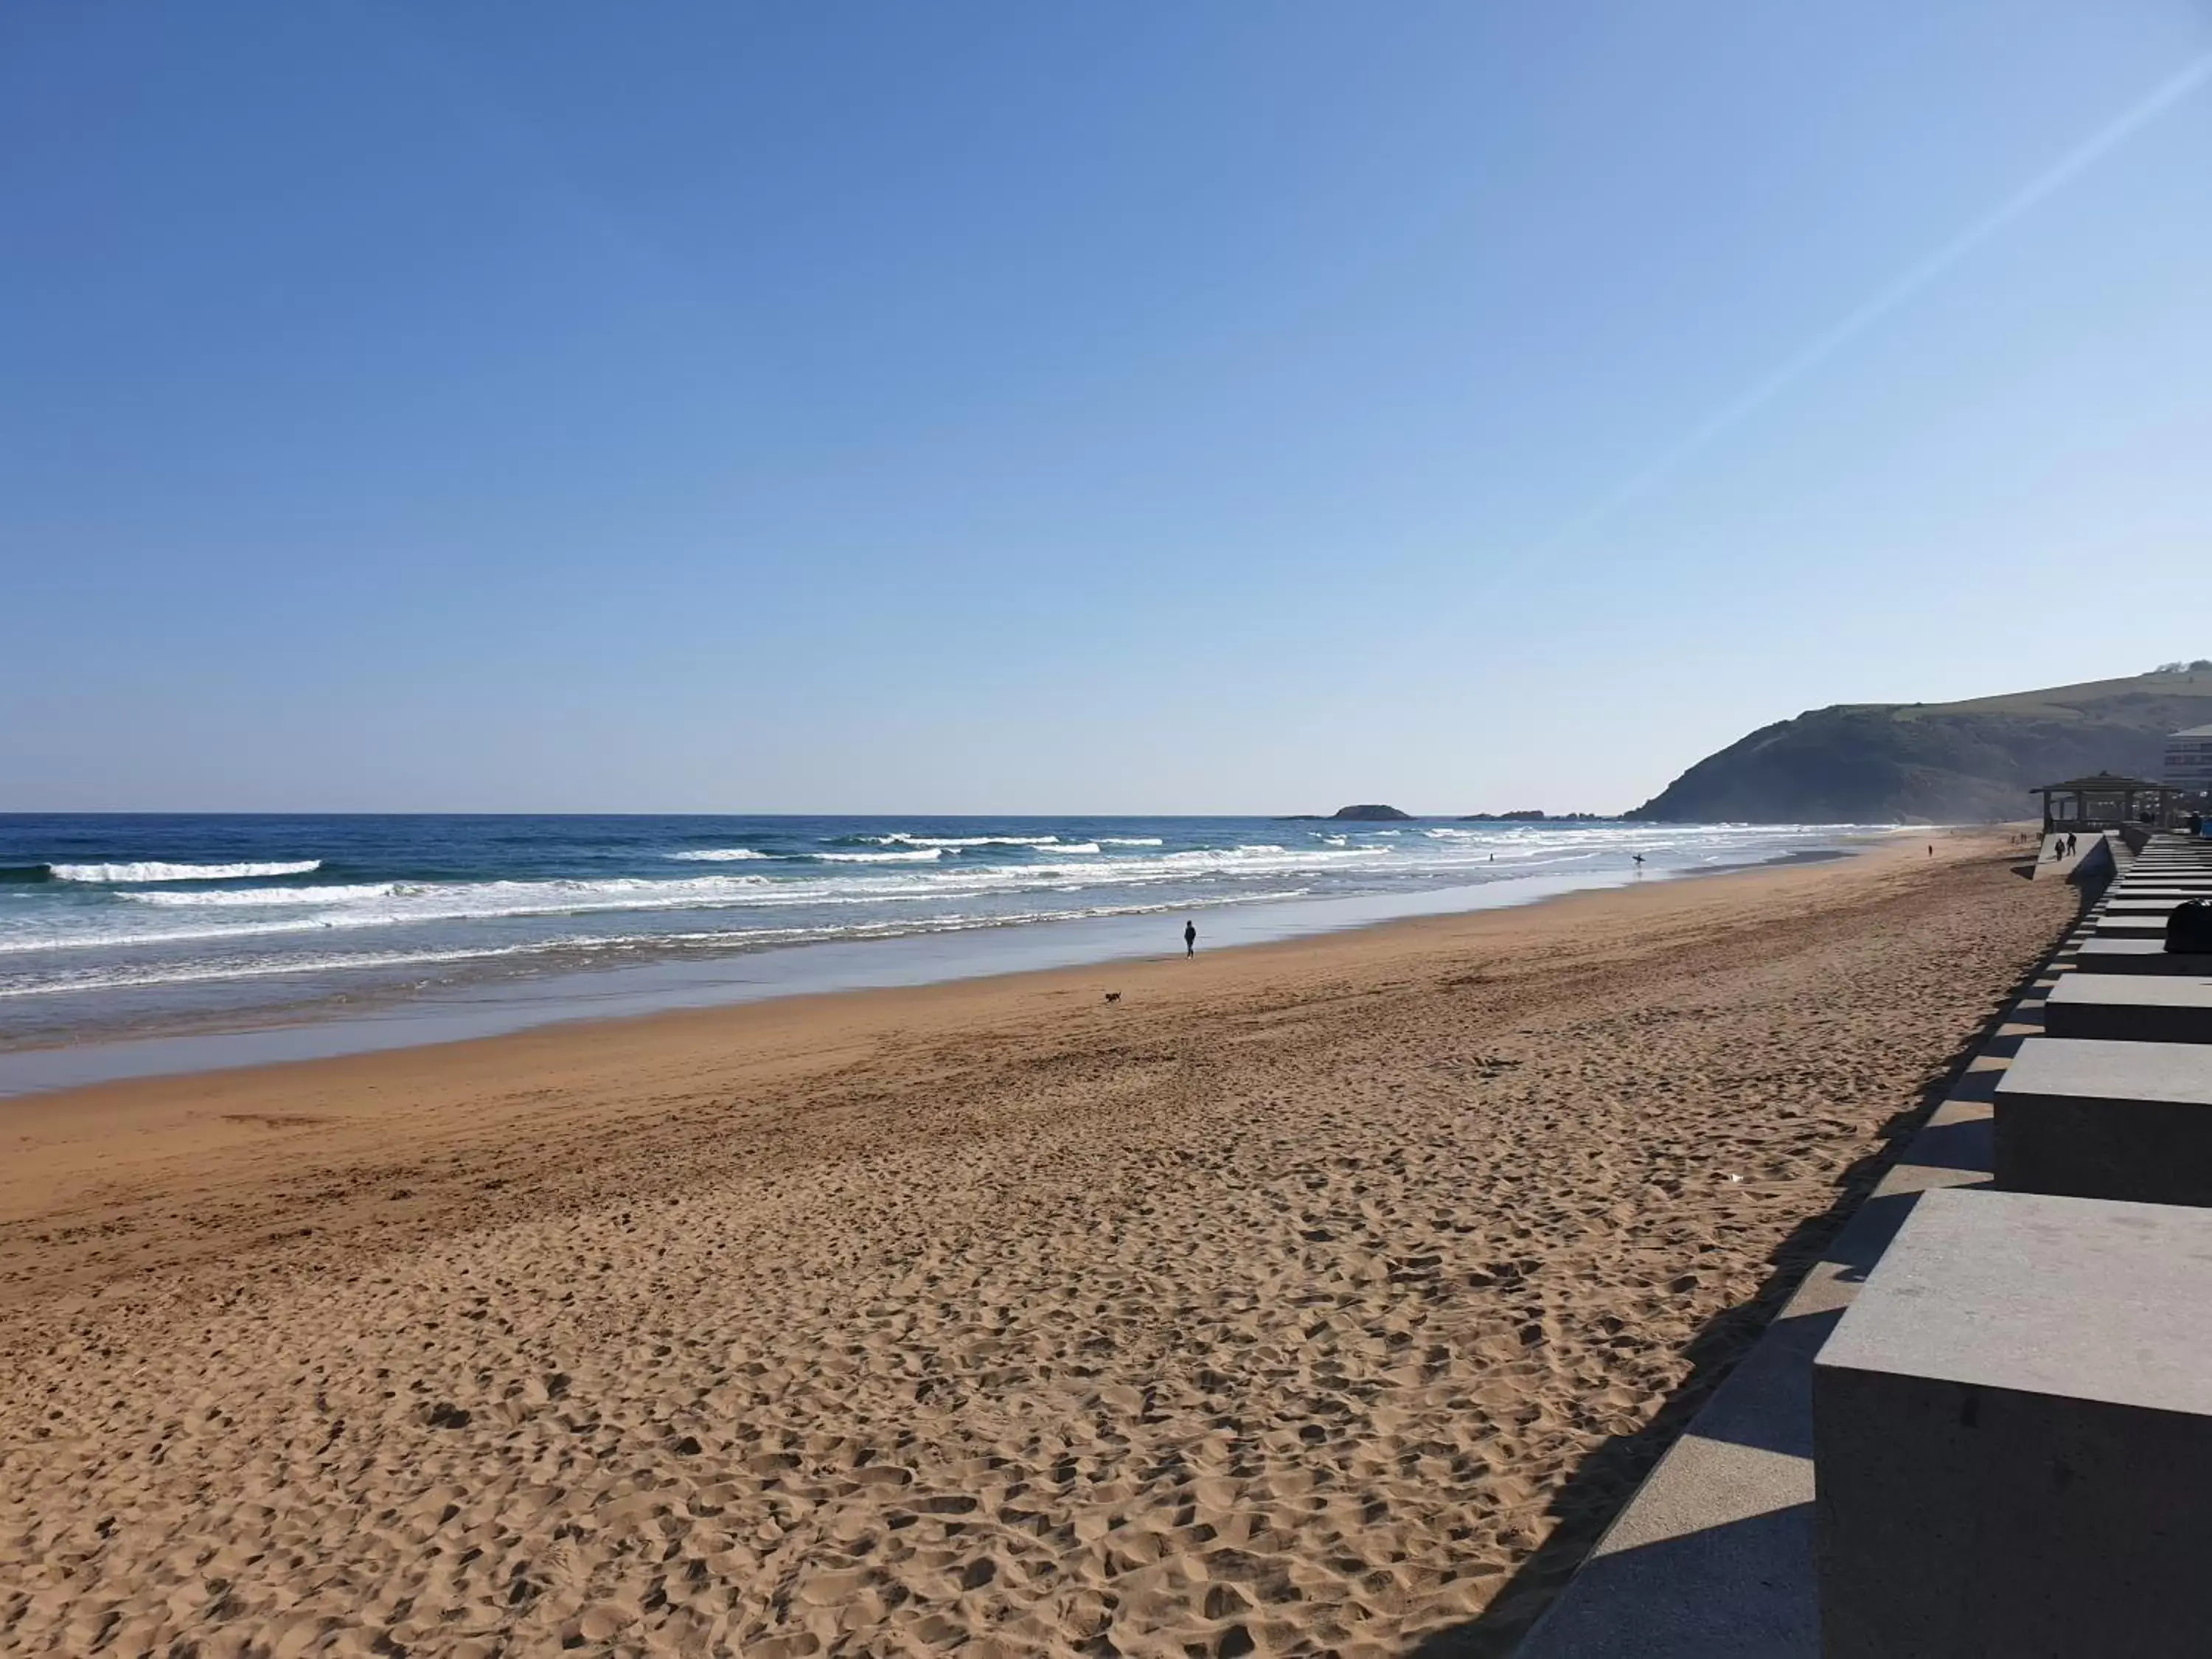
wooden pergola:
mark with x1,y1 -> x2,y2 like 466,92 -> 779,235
2032,773 -> 2179,832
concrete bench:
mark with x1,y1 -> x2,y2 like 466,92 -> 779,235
2071,939 -> 2212,975
2045,975 -> 2212,1045
1993,1037 -> 2212,1206
2088,919 -> 2208,942
1814,1187 -> 2212,1658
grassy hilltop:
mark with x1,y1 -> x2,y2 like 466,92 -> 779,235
1630,667 -> 2212,824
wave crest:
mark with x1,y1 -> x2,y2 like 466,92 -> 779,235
49,860 -> 323,884
862,833 -> 1065,849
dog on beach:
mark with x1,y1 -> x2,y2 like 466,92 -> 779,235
1104,992 -> 1121,1004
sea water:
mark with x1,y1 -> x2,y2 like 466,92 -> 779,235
0,814 -> 1893,1088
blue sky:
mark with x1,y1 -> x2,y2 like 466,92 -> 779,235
5,1 -> 2210,813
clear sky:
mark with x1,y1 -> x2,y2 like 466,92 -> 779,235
5,1 -> 2210,814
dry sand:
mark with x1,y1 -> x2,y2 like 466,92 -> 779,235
0,833 -> 2072,1658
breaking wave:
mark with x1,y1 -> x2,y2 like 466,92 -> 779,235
0,821 -> 1894,1050
47,860 -> 324,884
862,833 -> 1066,849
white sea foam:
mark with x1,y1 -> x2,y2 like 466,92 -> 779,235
122,883 -> 400,908
4,849 -> 1377,954
0,914 -> 429,956
0,941 -> 567,998
0,874 -> 785,952
1158,844 -> 1372,867
666,848 -> 770,861
48,859 -> 323,883
1099,837 -> 1164,846
119,874 -> 784,915
0,824 -> 1881,967
864,833 -> 1065,849
0,886 -> 1325,994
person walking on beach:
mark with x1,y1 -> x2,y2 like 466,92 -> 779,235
1183,919 -> 1197,958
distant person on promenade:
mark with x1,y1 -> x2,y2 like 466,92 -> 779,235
1183,919 -> 1197,958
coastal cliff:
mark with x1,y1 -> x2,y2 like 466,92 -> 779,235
1631,667 -> 2212,824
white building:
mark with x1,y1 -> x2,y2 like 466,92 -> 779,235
2165,724 -> 2212,799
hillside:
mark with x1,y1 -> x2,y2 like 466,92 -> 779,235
1630,667 -> 2212,824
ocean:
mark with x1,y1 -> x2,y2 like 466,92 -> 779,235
0,813 -> 1891,1091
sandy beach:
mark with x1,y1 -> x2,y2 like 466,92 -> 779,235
0,833 -> 2070,1658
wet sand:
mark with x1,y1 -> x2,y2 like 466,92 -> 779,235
0,831 -> 2070,1658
